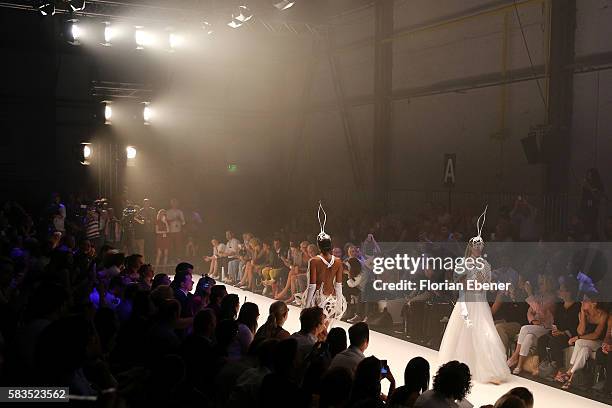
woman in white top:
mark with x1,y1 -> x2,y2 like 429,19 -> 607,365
227,302 -> 260,361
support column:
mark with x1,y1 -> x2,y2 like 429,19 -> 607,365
544,0 -> 576,231
373,0 -> 394,209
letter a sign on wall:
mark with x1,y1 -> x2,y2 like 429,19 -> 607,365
443,154 -> 456,187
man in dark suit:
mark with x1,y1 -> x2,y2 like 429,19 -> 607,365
171,262 -> 195,319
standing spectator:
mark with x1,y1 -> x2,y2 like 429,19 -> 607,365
49,192 -> 66,234
166,198 -> 185,261
104,208 -> 121,247
155,209 -> 170,266
184,209 -> 203,261
414,361 -> 472,408
510,196 -> 539,242
580,168 -> 605,240
85,204 -> 102,252
140,198 -> 157,263
329,322 -> 369,377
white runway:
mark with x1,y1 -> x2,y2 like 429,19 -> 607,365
219,283 -> 608,408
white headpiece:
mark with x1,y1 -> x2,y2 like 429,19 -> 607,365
468,204 -> 488,249
317,201 -> 331,242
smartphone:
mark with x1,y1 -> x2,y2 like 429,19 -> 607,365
380,360 -> 388,375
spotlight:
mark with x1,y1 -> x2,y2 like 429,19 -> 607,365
67,19 -> 81,45
102,22 -> 114,46
36,1 -> 55,16
168,32 -> 184,50
227,20 -> 243,29
234,5 -> 253,22
228,5 -> 253,28
103,101 -> 112,125
135,27 -> 152,50
126,146 -> 137,160
69,0 -> 86,12
143,102 -> 152,125
81,143 -> 92,165
202,21 -> 213,35
274,1 -> 295,10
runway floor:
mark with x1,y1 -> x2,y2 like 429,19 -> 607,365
217,283 -> 609,408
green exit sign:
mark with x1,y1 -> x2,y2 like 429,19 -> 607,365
227,164 -> 238,172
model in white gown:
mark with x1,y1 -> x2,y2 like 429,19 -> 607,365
438,207 -> 510,384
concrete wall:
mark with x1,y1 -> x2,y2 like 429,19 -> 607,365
292,0 -> 612,218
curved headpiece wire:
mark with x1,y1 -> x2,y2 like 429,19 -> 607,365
469,204 -> 488,247
317,201 -> 331,242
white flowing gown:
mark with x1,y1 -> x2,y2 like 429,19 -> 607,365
437,259 -> 510,383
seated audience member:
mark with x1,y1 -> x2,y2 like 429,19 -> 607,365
227,302 -> 259,360
91,275 -> 125,310
219,293 -> 240,321
493,394 -> 526,408
208,284 -> 227,318
170,263 -> 195,319
492,275 -> 529,351
388,357 -> 430,408
255,300 -> 290,340
35,315 -> 108,396
261,238 -> 289,297
260,338 -> 309,408
275,241 -> 310,302
204,237 -> 226,279
124,253 -> 144,283
224,230 -> 241,284
227,338 -> 278,408
557,291 -> 609,389
536,279 -> 580,377
414,361 -> 472,408
151,273 -> 171,289
595,313 -> 612,394
507,274 -> 556,374
505,387 -> 533,408
349,356 -> 395,408
329,322 -> 369,376
181,309 -> 217,391
137,263 -> 155,289
319,367 -> 353,408
111,289 -> 154,371
302,327 -> 348,395
144,299 -> 182,360
291,307 -> 327,360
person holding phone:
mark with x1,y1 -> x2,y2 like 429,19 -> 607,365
349,356 -> 395,407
